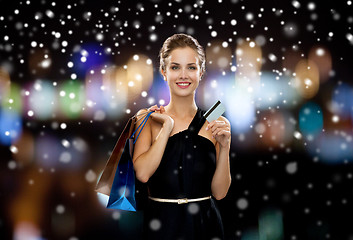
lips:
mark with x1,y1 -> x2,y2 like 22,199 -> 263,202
176,82 -> 191,89
176,82 -> 191,86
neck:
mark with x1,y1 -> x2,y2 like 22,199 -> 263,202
165,93 -> 198,118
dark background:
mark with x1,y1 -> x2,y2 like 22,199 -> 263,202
1,0 -> 353,239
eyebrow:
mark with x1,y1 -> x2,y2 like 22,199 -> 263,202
170,62 -> 197,65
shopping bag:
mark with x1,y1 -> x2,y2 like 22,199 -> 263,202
95,117 -> 135,196
95,110 -> 150,196
106,111 -> 153,211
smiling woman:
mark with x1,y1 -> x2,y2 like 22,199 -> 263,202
131,34 -> 232,240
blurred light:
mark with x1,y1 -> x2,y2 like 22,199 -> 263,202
126,54 -> 154,100
329,83 -> 353,120
26,80 -> 56,120
58,80 -> 85,119
307,131 -> 353,164
292,0 -> 301,8
241,229 -> 259,240
1,82 -> 22,113
35,134 -> 88,169
72,43 -> 108,76
206,40 -> 232,71
0,109 -> 22,146
28,48 -> 52,76
294,59 -> 320,99
85,169 -> 97,182
258,208 -> 284,240
332,115 -> 339,123
307,2 -> 316,10
85,66 -> 110,118
294,131 -> 302,139
14,221 -> 43,240
0,68 -> 11,102
299,102 -> 323,137
308,45 -> 332,83
146,75 -> 169,109
286,161 -> 298,174
35,134 -> 61,168
283,22 -> 299,37
282,49 -> 302,74
12,131 -> 35,166
254,72 -> 299,110
236,39 -> 262,78
237,198 -> 249,210
200,73 -> 255,134
224,82 -> 255,133
102,66 -> 128,118
256,111 -> 293,146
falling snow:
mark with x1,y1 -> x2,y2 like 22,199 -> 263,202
0,0 -> 352,239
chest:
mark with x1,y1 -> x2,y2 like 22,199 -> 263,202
150,117 -> 216,146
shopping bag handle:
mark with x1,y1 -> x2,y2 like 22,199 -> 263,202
131,111 -> 153,144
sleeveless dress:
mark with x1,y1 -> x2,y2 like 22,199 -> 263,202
142,108 -> 224,240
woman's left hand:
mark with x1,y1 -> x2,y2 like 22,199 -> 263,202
206,118 -> 231,149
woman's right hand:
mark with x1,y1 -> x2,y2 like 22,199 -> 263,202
148,105 -> 174,130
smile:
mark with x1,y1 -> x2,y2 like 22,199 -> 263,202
176,82 -> 191,88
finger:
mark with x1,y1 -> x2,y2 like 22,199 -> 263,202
206,120 -> 217,130
212,128 -> 223,138
160,105 -> 165,113
210,121 -> 226,132
211,126 -> 230,138
149,105 -> 160,111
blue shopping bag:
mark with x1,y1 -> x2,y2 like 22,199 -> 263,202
107,111 -> 153,211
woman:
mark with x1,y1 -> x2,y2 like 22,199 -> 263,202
133,33 -> 231,240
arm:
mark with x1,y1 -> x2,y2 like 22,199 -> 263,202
132,106 -> 174,183
207,116 -> 232,200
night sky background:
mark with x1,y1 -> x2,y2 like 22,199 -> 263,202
1,0 -> 353,240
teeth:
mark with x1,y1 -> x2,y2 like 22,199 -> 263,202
177,83 -> 190,86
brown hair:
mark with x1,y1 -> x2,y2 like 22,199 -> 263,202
159,33 -> 206,75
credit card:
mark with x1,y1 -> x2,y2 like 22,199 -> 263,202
203,100 -> 226,122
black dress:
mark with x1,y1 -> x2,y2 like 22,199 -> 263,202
143,108 -> 224,240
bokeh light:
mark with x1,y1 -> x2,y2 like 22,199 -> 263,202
224,80 -> 255,134
258,208 -> 284,240
12,130 -> 35,167
254,72 -> 299,110
58,80 -> 85,119
235,38 -> 262,83
1,1 -> 353,239
299,102 -> 323,138
28,48 -> 52,77
329,82 -> 353,120
0,67 -> 11,102
26,80 -> 56,120
308,45 -> 332,83
126,54 -> 154,101
101,66 -> 128,119
0,109 -> 22,145
294,59 -> 320,99
206,40 -> 232,72
1,82 -> 22,113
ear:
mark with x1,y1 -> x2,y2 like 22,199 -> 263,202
161,68 -> 167,81
199,70 -> 205,80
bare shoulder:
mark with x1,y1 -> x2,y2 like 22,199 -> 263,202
135,108 -> 150,122
134,108 -> 153,131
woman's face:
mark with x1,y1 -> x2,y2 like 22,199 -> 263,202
162,47 -> 203,97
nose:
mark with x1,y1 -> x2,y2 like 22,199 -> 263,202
180,68 -> 188,79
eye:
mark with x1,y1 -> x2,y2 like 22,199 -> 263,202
171,65 -> 179,70
188,66 -> 197,70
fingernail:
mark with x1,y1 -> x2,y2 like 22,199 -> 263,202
206,127 -> 208,130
